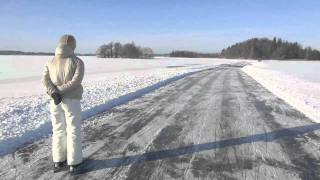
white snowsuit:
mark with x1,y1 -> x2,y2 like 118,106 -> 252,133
42,35 -> 85,165
50,98 -> 82,165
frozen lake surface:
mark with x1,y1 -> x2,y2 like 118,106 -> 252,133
1,55 -> 319,156
0,55 -> 238,82
262,60 -> 320,83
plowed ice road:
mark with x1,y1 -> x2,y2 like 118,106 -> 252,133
1,64 -> 320,180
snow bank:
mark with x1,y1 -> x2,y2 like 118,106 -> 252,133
242,62 -> 320,122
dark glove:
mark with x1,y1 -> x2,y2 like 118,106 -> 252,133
51,93 -> 62,105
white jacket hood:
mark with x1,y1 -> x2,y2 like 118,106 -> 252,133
55,44 -> 74,58
55,34 -> 76,58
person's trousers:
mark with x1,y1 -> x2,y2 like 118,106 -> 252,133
50,98 -> 83,165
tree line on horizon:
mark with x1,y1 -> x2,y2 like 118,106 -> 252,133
221,37 -> 320,60
1,37 -> 319,60
169,37 -> 320,60
96,42 -> 154,59
0,51 -> 55,56
0,50 -> 94,56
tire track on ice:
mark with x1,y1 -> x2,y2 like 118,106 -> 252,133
122,69 -> 223,180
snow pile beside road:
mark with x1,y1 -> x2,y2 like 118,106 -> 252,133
242,62 -> 320,122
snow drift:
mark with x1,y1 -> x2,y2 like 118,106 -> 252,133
242,61 -> 320,123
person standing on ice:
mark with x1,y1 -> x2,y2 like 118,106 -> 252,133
42,34 -> 85,173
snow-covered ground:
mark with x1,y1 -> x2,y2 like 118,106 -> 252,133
0,55 -> 241,155
3,56 -> 318,156
242,60 -> 320,123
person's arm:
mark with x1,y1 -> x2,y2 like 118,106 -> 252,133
42,65 -> 58,95
57,58 -> 84,94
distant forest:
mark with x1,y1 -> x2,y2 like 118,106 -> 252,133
221,37 -> 320,60
0,50 -> 94,56
0,51 -> 54,56
170,37 -> 320,60
170,51 -> 220,58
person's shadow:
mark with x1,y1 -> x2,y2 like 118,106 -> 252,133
77,123 -> 320,174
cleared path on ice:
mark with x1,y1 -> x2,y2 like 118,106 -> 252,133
1,65 -> 320,180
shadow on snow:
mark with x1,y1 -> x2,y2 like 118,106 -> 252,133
78,123 -> 320,174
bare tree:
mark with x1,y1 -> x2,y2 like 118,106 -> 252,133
114,42 -> 122,58
121,42 -> 142,58
141,47 -> 154,58
96,44 -> 108,58
107,42 -> 114,58
96,41 -> 154,59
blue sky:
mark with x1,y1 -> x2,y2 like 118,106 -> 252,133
0,0 -> 320,53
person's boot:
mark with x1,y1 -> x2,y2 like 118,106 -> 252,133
69,163 -> 82,175
53,161 -> 67,173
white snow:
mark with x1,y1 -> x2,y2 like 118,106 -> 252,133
242,61 -> 320,123
2,56 -> 318,156
0,55 -> 241,155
